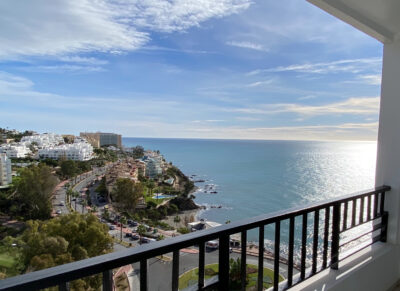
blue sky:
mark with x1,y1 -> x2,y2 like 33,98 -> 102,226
0,0 -> 383,141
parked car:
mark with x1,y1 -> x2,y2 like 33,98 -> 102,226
130,234 -> 140,241
206,240 -> 219,250
125,232 -> 132,238
140,237 -> 151,244
59,201 -> 65,206
128,221 -> 138,227
109,225 -> 115,230
56,210 -> 62,215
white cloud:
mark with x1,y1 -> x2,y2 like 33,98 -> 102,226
0,0 -> 251,59
246,79 -> 274,87
248,58 -> 382,75
225,97 -> 380,116
358,74 -> 382,85
235,117 -> 262,121
58,56 -> 109,65
21,65 -> 106,73
191,119 -> 225,123
118,0 -> 252,33
298,95 -> 317,100
226,41 -> 268,51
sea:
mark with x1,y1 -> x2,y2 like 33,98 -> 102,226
123,138 -> 376,260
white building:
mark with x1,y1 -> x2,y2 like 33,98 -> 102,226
0,143 -> 31,158
21,133 -> 63,148
0,153 -> 12,186
38,141 -> 93,161
145,158 -> 162,178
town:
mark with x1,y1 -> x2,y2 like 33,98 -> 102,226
0,128 -> 214,289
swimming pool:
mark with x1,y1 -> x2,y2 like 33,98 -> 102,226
152,194 -> 176,199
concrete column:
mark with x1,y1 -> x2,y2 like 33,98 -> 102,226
376,39 -> 400,245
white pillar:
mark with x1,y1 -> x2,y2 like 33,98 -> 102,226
376,39 -> 400,245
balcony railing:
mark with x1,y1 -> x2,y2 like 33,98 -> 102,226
0,185 -> 390,291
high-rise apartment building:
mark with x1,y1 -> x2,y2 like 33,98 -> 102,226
80,132 -> 122,148
0,153 -> 12,186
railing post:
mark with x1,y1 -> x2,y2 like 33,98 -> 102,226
258,226 -> 265,291
241,231 -> 247,291
102,270 -> 113,291
140,259 -> 148,291
218,234 -> 230,291
331,203 -> 341,270
198,242 -> 205,290
172,250 -> 180,291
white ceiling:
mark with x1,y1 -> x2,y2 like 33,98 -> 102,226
307,0 -> 400,43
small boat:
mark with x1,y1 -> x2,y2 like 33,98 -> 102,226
210,191 -> 217,194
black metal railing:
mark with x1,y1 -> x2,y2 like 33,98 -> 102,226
0,186 -> 390,291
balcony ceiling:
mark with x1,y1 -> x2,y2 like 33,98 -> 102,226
307,0 -> 400,43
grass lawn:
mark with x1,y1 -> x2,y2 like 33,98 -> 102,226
0,253 -> 16,269
178,263 -> 284,290
0,251 -> 22,277
179,263 -> 218,290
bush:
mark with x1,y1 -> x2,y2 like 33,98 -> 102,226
205,268 -> 218,276
146,201 -> 157,209
177,227 -> 190,234
167,204 -> 179,215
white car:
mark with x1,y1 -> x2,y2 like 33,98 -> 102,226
206,240 -> 219,250
56,210 -> 62,215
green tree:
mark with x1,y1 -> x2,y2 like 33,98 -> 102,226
20,213 -> 113,289
13,165 -> 58,220
112,179 -> 142,212
95,176 -> 108,198
131,146 -> 144,159
60,160 -> 77,179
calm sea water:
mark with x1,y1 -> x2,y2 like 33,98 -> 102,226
123,138 -> 376,251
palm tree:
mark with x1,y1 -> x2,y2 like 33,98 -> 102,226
147,180 -> 155,197
81,199 -> 87,214
73,191 -> 79,211
229,258 -> 247,289
120,216 -> 127,241
137,225 -> 147,245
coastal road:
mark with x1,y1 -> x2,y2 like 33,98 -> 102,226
52,182 -> 69,215
52,165 -> 109,216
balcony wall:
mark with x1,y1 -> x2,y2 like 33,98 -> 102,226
291,243 -> 400,291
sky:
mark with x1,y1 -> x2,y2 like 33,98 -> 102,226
0,0 -> 383,141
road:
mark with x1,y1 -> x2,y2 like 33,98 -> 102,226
52,165 -> 110,216
125,245 -> 298,291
